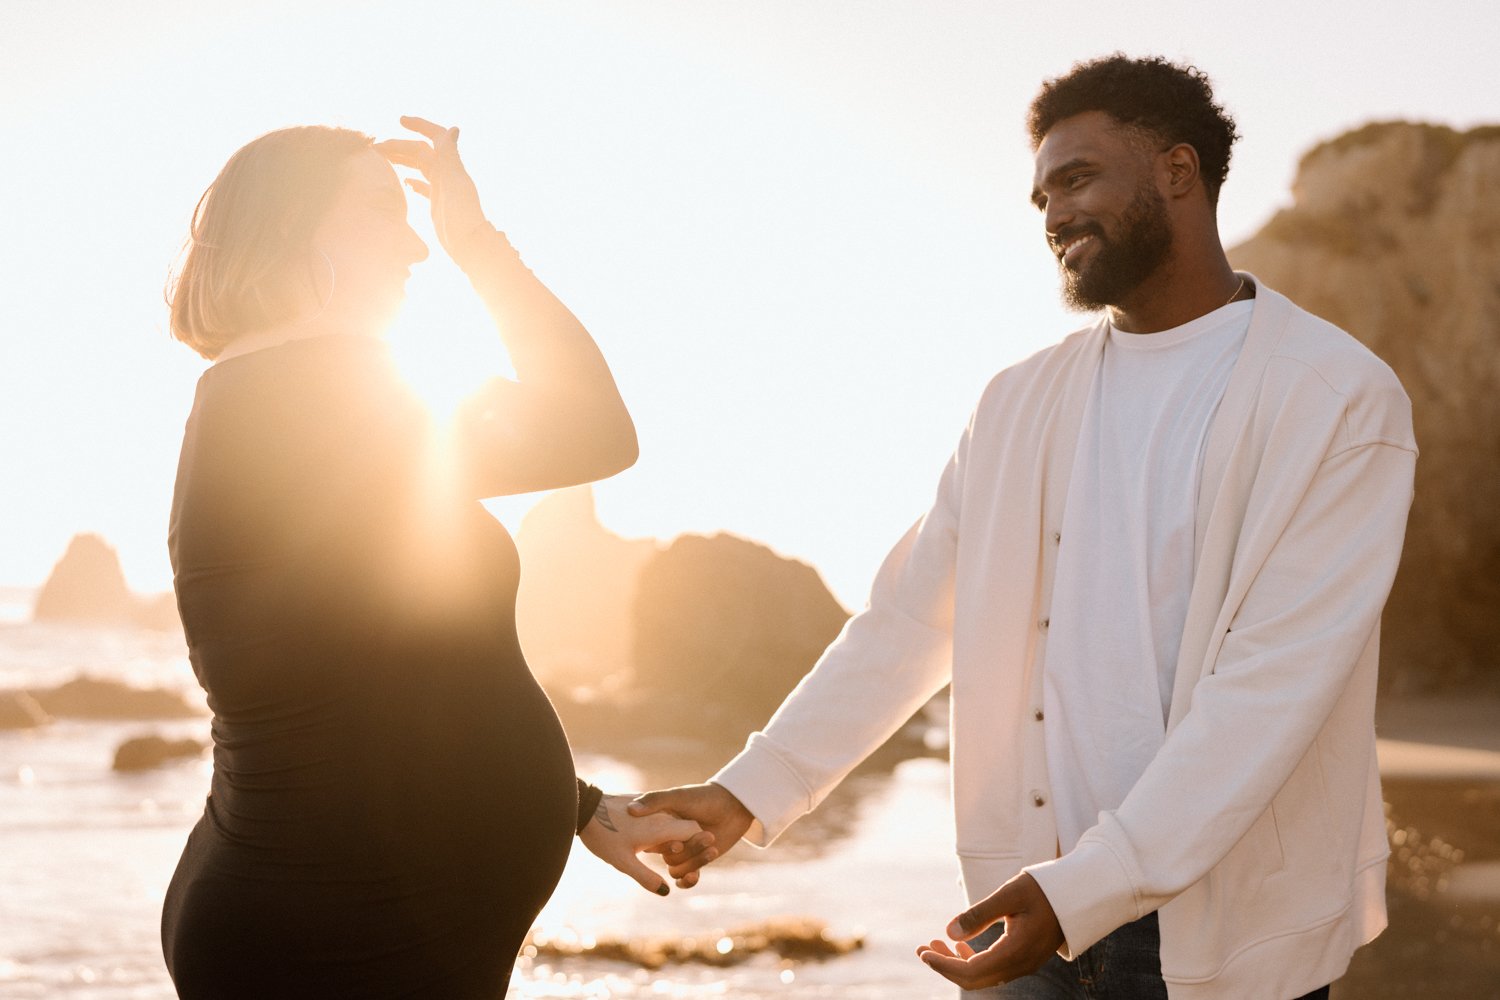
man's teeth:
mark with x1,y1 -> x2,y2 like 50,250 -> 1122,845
1062,235 -> 1093,261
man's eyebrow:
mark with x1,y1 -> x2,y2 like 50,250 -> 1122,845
1030,156 -> 1095,208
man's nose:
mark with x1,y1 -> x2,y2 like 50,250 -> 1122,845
1044,198 -> 1074,241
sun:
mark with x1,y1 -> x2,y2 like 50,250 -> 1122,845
385,266 -> 516,421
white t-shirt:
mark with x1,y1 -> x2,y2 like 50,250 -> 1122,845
1044,300 -> 1253,854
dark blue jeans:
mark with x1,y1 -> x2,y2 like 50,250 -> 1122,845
962,912 -> 1331,1000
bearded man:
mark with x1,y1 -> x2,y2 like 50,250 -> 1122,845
632,54 -> 1416,1000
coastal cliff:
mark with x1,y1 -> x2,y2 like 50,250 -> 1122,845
1230,122 -> 1500,692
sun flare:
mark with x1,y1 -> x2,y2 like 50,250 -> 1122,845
386,267 -> 517,421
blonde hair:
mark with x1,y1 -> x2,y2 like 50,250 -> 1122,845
166,126 -> 373,359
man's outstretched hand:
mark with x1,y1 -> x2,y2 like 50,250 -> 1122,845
916,872 -> 1066,990
628,783 -> 754,888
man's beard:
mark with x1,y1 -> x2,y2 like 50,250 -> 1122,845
1057,183 -> 1174,312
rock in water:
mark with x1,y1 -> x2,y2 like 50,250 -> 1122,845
133,591 -> 183,632
0,691 -> 52,729
1230,122 -> 1500,693
514,485 -> 658,687
32,676 -> 202,720
528,916 -> 863,970
113,734 -> 206,772
32,533 -> 135,626
631,533 -> 851,732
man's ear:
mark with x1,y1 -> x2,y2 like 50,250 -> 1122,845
1161,142 -> 1202,200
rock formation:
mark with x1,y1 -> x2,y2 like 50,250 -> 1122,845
630,533 -> 852,735
32,533 -> 137,626
514,486 -> 658,687
0,691 -> 52,730
112,733 -> 207,772
133,591 -> 184,632
31,533 -> 181,631
1230,122 -> 1500,692
30,675 -> 203,720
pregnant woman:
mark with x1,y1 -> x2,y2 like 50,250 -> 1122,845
161,118 -> 704,998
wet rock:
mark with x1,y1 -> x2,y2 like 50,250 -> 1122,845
112,734 -> 207,772
514,485 -> 658,687
32,676 -> 202,720
631,533 -> 851,735
527,916 -> 863,970
0,691 -> 52,729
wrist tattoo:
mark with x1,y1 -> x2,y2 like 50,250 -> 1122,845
594,797 -> 618,832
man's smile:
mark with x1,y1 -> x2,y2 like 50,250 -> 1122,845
1054,231 -> 1098,269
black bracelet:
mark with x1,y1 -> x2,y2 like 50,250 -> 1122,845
576,780 -> 605,835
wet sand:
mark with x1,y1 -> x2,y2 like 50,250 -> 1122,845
1334,696 -> 1500,1000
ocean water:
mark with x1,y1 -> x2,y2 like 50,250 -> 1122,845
0,594 -> 963,999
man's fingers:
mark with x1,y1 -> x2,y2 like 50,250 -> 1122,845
627,790 -> 675,816
661,831 -> 715,866
666,845 -> 718,879
918,938 -> 1024,992
947,880 -> 1021,940
674,870 -> 699,890
919,948 -> 988,989
660,830 -> 715,862
648,815 -> 703,848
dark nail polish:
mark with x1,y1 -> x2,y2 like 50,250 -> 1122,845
656,884 -> 670,896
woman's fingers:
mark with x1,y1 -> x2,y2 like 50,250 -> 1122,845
374,139 -> 433,170
644,815 -> 706,849
609,848 -> 671,896
381,116 -> 488,265
397,115 -> 451,143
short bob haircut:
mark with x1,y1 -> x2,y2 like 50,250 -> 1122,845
167,126 -> 373,360
1027,54 -> 1240,207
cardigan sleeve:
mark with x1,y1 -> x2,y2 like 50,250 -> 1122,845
711,428 -> 968,846
1025,431 -> 1416,957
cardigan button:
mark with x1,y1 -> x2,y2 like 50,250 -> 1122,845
1031,791 -> 1046,807
1038,617 -> 1050,631
1034,709 -> 1044,721
1051,531 -> 1061,544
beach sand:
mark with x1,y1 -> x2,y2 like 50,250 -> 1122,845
1333,695 -> 1500,999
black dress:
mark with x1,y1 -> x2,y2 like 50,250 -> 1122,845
162,334 -> 577,999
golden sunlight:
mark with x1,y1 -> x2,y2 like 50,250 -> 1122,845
385,242 -> 517,421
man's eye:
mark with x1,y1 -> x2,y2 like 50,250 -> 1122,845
1067,173 -> 1089,188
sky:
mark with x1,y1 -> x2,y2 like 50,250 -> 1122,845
2,0 -> 1496,609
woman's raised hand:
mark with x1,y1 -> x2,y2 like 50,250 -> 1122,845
376,116 -> 491,267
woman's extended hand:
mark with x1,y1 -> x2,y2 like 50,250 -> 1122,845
579,793 -> 715,896
375,117 -> 490,267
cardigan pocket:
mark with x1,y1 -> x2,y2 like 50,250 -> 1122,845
1237,803 -> 1287,879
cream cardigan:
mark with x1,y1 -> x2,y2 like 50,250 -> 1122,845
714,276 -> 1416,999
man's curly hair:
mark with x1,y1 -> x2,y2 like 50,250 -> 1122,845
1027,54 -> 1240,206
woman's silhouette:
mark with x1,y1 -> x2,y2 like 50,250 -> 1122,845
160,118 -> 704,998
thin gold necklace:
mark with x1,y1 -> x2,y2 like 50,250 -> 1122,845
1223,277 -> 1246,307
